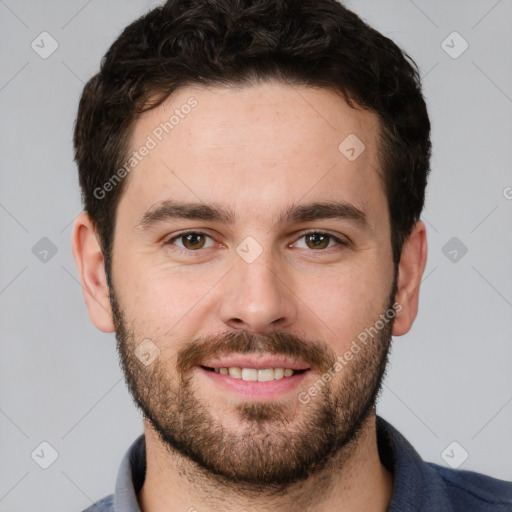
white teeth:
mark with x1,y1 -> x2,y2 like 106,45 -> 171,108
241,368 -> 258,381
228,367 -> 242,378
274,368 -> 284,380
257,368 -> 274,382
211,367 -> 299,380
228,366 -> 242,379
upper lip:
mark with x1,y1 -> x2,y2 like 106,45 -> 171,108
200,355 -> 311,371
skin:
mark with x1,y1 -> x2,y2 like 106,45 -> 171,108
72,81 -> 427,512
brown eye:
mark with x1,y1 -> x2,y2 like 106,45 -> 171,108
166,232 -> 215,251
181,233 -> 206,250
304,233 -> 331,250
291,232 -> 347,251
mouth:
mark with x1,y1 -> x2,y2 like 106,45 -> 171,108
196,355 -> 312,399
200,365 -> 308,381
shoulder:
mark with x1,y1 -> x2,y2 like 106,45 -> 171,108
429,462 -> 512,511
376,415 -> 512,511
81,493 -> 114,512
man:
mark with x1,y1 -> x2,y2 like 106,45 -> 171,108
71,0 -> 512,510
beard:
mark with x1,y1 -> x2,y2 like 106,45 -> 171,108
110,282 -> 397,490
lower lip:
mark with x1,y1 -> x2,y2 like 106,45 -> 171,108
196,366 -> 310,400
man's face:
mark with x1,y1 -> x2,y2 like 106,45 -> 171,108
109,82 -> 397,486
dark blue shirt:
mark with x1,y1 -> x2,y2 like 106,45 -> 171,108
82,416 -> 512,511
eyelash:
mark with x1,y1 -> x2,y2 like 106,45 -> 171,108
164,230 -> 349,254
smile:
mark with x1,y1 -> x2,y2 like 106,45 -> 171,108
197,360 -> 311,399
201,366 -> 307,381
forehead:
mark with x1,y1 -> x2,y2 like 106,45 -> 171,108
121,81 -> 386,229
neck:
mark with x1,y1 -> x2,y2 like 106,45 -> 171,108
137,411 -> 394,512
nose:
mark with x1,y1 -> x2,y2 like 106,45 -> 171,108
218,246 -> 297,334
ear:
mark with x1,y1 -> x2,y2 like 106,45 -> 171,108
392,220 -> 428,336
71,211 -> 115,333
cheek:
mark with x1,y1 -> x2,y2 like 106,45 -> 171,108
116,257 -> 221,334
295,265 -> 391,353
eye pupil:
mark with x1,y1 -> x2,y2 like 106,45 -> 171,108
306,233 -> 329,249
183,233 -> 205,250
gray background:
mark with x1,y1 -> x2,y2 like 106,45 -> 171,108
1,0 -> 511,510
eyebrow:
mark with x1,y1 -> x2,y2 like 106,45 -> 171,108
135,199 -> 369,231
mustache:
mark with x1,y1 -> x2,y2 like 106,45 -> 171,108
177,330 -> 337,376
